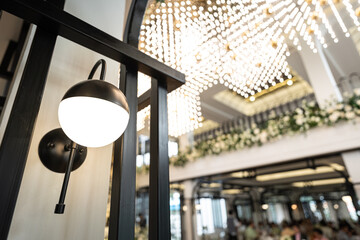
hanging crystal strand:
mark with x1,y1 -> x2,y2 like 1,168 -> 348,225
328,0 -> 349,36
342,0 -> 360,31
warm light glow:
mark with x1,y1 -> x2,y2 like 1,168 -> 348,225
256,166 -> 337,181
342,195 -> 353,203
202,182 -> 222,188
170,183 -> 185,189
291,204 -> 298,210
333,203 -> 339,209
231,171 -> 254,178
292,178 -> 346,187
58,97 -> 129,147
262,204 -> 269,210
222,189 -> 243,195
330,163 -> 345,171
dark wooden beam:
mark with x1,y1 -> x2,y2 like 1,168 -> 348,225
149,78 -> 170,240
0,0 -> 185,93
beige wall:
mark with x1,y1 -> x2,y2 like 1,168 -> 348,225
7,0 -> 131,239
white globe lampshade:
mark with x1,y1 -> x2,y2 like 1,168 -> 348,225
58,80 -> 129,147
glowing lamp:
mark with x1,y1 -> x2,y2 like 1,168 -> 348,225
58,80 -> 129,147
58,59 -> 129,147
39,59 -> 129,214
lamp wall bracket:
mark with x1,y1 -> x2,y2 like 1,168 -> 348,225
38,128 -> 87,173
38,128 -> 87,214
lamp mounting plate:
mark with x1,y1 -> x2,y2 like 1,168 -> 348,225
38,128 -> 87,173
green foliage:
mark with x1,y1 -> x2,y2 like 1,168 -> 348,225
137,89 -> 360,174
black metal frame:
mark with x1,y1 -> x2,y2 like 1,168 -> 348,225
0,21 -> 30,111
0,0 -> 65,236
0,0 -> 184,239
149,78 -> 171,239
109,0 -> 147,238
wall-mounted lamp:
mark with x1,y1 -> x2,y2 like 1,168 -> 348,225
38,59 -> 129,214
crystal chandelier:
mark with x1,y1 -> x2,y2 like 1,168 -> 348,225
137,0 -> 360,137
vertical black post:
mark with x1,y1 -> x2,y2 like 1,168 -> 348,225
0,1 -> 64,238
108,0 -> 148,238
149,78 -> 170,240
109,65 -> 138,240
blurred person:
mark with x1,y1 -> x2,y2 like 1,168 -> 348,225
301,219 -> 313,235
238,220 -> 246,240
259,222 -> 269,236
311,228 -> 328,240
292,224 -> 307,240
281,222 -> 295,240
319,221 -> 333,240
349,227 -> 360,240
338,223 -> 351,240
245,222 -> 258,240
227,210 -> 239,240
138,213 -> 146,230
270,223 -> 281,237
259,222 -> 275,240
354,222 -> 360,235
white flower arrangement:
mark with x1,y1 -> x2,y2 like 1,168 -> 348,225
135,89 -> 360,172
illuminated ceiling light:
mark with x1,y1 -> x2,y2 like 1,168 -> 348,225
170,183 -> 185,190
202,182 -> 222,188
292,178 -> 346,187
256,166 -> 336,181
231,171 -> 254,178
222,189 -> 243,195
291,204 -> 298,210
249,96 -> 256,102
262,204 -> 269,210
342,195 -> 353,202
287,79 -> 294,86
330,163 -> 345,171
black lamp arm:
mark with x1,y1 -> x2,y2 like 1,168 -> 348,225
54,141 -> 78,214
87,59 -> 106,80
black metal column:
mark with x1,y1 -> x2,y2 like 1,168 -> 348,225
149,78 -> 170,240
109,65 -> 138,240
108,0 -> 148,239
0,2 -> 64,239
